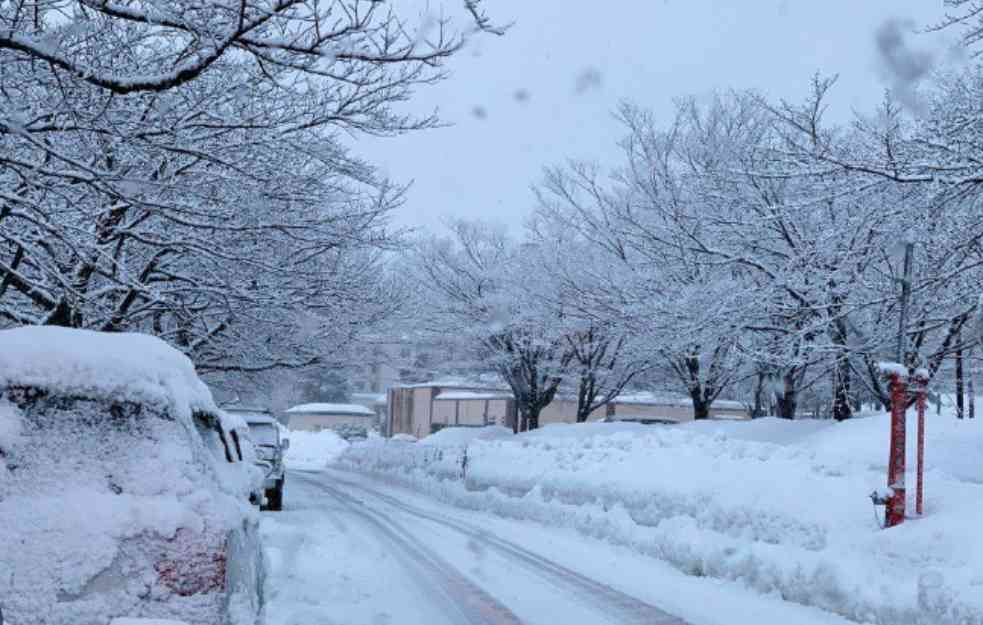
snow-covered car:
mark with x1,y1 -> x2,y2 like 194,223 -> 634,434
224,408 -> 288,511
0,327 -> 263,625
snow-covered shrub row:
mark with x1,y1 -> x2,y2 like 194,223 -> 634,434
336,417 -> 983,625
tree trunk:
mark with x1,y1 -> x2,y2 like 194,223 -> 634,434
752,370 -> 766,418
776,371 -> 797,419
832,359 -> 852,421
575,375 -> 594,423
44,299 -> 78,327
956,328 -> 965,419
831,317 -> 852,421
690,393 -> 710,420
969,347 -> 976,419
526,405 -> 541,430
684,353 -> 710,419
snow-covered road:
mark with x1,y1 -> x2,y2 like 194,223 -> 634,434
261,469 -> 857,625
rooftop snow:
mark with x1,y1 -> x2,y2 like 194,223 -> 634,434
435,390 -> 514,401
0,326 -> 217,418
285,402 -> 375,416
613,391 -> 746,410
394,376 -> 507,391
350,392 -> 387,404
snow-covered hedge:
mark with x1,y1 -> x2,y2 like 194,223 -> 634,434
337,416 -> 983,625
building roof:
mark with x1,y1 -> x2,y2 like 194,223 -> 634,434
394,375 -> 507,391
434,390 -> 514,401
285,402 -> 375,417
350,392 -> 387,405
613,391 -> 746,411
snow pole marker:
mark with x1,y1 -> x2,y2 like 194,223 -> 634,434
882,366 -> 907,528
887,371 -> 907,527
914,368 -> 929,517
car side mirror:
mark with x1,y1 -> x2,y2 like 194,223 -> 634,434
281,439 -> 290,451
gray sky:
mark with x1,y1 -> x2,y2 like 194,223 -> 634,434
358,1 -> 953,233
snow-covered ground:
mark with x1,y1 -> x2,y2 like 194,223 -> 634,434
281,429 -> 349,470
260,468 -> 857,625
337,414 -> 983,625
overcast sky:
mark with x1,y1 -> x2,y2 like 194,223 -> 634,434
358,1 -> 954,234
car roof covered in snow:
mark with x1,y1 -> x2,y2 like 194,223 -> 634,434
241,413 -> 279,426
285,402 -> 375,416
223,406 -> 276,424
0,326 -> 218,420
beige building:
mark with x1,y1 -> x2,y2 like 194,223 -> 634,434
386,380 -> 516,438
285,402 -> 377,431
386,384 -> 749,437
605,392 -> 749,423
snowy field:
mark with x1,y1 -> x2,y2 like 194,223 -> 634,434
337,412 -> 983,625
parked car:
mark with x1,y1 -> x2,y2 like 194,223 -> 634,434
0,327 -> 263,625
224,408 -> 288,511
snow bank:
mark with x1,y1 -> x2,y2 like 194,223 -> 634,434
337,413 -> 983,625
0,396 -> 23,451
0,326 -> 217,419
283,429 -> 349,470
419,425 -> 513,446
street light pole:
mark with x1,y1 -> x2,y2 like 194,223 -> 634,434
897,242 -> 914,363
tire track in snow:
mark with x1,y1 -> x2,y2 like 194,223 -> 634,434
294,472 -> 525,625
328,473 -> 691,625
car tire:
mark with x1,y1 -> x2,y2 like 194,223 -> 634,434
268,479 -> 284,511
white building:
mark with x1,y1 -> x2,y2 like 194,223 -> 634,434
285,402 -> 376,432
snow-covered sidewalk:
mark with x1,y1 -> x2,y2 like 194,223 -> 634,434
337,414 -> 983,625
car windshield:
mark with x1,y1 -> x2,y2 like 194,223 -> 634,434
249,423 -> 278,446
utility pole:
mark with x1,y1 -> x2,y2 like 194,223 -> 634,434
897,242 -> 914,363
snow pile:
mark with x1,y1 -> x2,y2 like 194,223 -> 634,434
283,429 -> 349,470
0,396 -> 23,450
342,426 -> 514,481
419,425 -> 513,446
338,414 -> 983,625
0,326 -> 218,419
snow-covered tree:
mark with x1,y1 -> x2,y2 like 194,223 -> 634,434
409,220 -> 574,431
0,1 -> 497,378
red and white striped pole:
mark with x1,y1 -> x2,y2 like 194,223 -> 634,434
915,369 -> 928,516
886,371 -> 907,528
